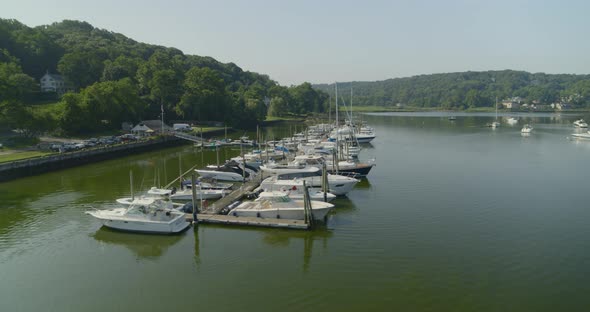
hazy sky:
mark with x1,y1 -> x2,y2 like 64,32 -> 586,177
3,0 -> 589,85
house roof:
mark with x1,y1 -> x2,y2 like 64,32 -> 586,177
131,124 -> 152,132
42,73 -> 65,82
141,120 -> 172,131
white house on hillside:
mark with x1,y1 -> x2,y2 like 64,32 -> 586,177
40,71 -> 67,95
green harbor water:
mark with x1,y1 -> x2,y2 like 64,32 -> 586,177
1,112 -> 590,311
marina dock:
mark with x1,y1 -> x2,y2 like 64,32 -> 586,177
202,179 -> 261,214
188,214 -> 310,230
185,174 -> 314,230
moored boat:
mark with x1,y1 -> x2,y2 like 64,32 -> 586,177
85,198 -> 190,234
228,193 -> 334,221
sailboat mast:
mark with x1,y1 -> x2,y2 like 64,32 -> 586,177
350,85 -> 353,126
335,83 -> 338,128
495,96 -> 498,120
328,94 -> 331,125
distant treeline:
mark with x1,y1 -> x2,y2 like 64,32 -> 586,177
0,19 -> 328,135
313,70 -> 590,109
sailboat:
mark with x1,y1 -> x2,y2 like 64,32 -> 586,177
490,97 -> 500,128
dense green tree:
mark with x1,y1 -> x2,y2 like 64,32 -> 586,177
314,70 -> 590,109
176,67 -> 231,122
59,79 -> 145,134
1,17 -> 330,135
0,58 -> 36,101
267,97 -> 288,117
101,56 -> 141,82
57,51 -> 104,89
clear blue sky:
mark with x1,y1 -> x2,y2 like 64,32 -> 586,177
3,0 -> 589,85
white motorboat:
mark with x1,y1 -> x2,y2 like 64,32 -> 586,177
196,161 -> 253,182
262,155 -> 374,178
256,180 -> 337,202
261,167 -> 359,196
573,119 -> 588,128
355,130 -> 376,143
507,117 -> 518,125
85,198 -> 190,234
228,194 -> 334,221
521,124 -> 533,134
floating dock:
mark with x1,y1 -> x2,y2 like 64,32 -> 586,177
202,179 -> 261,214
187,214 -> 309,230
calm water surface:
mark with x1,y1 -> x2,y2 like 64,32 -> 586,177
1,112 -> 589,311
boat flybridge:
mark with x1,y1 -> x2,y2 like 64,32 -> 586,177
85,198 -> 190,234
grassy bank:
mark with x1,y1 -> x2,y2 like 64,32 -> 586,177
0,151 -> 53,163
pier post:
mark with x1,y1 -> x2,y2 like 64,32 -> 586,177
303,180 -> 314,227
322,163 -> 328,202
191,173 -> 198,222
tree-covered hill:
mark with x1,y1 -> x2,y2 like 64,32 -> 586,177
314,70 -> 590,109
0,18 -> 327,135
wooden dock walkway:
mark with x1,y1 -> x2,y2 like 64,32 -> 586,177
202,179 -> 261,214
187,214 -> 309,230
187,174 -> 312,230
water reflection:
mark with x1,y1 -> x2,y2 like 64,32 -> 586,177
92,228 -> 184,261
354,178 -> 372,190
192,224 -> 333,273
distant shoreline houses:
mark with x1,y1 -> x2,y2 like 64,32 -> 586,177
501,96 -> 576,111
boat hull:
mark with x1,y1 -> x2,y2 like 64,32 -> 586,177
328,163 -> 374,177
195,169 -> 245,182
229,201 -> 332,221
270,176 -> 358,195
86,209 -> 190,234
170,190 -> 225,201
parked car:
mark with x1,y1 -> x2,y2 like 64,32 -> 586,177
120,133 -> 139,141
62,143 -> 76,151
83,140 -> 96,147
74,143 -> 86,149
50,143 -> 63,152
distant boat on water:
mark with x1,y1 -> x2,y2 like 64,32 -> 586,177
573,119 -> 588,128
521,124 -> 533,134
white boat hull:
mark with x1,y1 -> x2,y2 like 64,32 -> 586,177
229,200 -> 333,221
258,190 -> 336,202
572,132 -> 590,140
263,176 -> 358,196
86,208 -> 190,234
